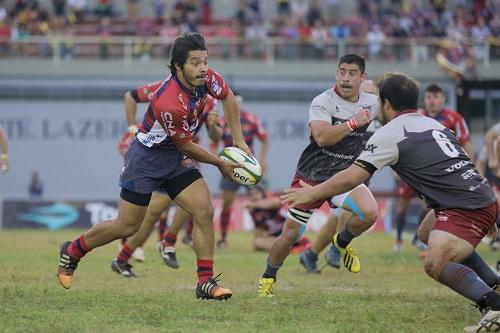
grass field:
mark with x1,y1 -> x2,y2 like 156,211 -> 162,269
0,230 -> 498,333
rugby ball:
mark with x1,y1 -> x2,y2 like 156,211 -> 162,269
218,147 -> 262,185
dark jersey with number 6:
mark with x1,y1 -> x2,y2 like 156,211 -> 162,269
355,110 -> 495,210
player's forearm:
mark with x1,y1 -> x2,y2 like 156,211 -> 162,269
250,198 -> 280,209
314,123 -> 352,147
259,140 -> 270,164
124,92 -> 138,128
310,167 -> 365,201
476,160 -> 485,177
222,94 -> 245,145
177,141 -> 222,167
0,129 -> 8,155
485,128 -> 497,158
207,125 -> 222,143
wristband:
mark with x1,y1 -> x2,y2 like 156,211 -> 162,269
0,153 -> 8,160
128,125 -> 138,134
346,118 -> 357,131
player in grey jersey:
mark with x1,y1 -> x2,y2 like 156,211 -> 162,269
282,73 -> 500,332
258,54 -> 380,297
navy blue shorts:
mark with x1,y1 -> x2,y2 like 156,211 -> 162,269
120,139 -> 200,196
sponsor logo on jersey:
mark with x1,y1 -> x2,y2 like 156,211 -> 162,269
364,144 -> 378,153
461,168 -> 479,180
211,76 -> 222,96
178,93 -> 188,110
161,112 -> 176,133
444,160 -> 469,173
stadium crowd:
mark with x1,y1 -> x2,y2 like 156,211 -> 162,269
0,0 -> 498,61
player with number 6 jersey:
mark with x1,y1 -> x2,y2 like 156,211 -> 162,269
281,73 -> 500,332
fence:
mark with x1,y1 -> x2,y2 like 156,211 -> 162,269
1,35 -> 499,68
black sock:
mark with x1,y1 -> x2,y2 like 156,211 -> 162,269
263,257 -> 281,279
476,291 -> 500,312
337,227 -> 357,248
461,251 -> 499,287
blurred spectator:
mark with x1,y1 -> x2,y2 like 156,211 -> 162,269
311,18 -> 329,59
200,0 -> 212,25
280,16 -> 298,59
153,0 -> 166,25
126,0 -> 139,20
52,0 -> 66,18
291,0 -> 308,19
367,24 -> 385,59
95,0 -> 112,17
305,0 -> 322,27
471,16 -> 491,61
28,171 -> 43,200
67,0 -> 87,23
276,0 -> 291,16
245,17 -> 267,58
97,16 -> 112,58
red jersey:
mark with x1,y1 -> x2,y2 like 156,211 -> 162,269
137,68 -> 228,150
218,111 -> 268,152
422,108 -> 471,145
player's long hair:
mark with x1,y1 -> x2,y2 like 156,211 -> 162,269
169,32 -> 208,75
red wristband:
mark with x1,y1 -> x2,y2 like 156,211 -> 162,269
347,118 -> 357,131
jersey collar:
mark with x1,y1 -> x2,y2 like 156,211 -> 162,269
173,74 -> 198,98
395,109 -> 419,118
333,85 -> 360,103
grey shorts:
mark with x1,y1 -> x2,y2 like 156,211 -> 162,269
219,177 -> 241,192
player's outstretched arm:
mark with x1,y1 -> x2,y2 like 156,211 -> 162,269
221,90 -> 251,155
485,125 -> 499,169
281,164 -> 371,208
0,127 -> 9,174
177,140 -> 242,178
124,91 -> 138,133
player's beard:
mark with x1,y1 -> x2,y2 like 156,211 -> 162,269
182,69 -> 206,88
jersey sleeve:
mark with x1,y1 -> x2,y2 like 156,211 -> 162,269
154,103 -> 191,146
134,81 -> 162,103
308,95 -> 331,123
206,68 -> 229,100
355,128 -> 399,173
452,113 -> 471,145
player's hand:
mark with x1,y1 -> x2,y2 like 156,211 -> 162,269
207,110 -> 218,128
218,159 -> 243,179
234,140 -> 252,156
0,155 -> 9,174
352,109 -> 372,128
280,180 -> 314,208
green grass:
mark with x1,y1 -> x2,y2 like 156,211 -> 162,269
0,230 -> 497,333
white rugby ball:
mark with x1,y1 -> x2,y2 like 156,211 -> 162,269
218,147 -> 262,185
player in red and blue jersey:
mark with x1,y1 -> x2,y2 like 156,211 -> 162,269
57,32 -> 249,300
215,93 -> 269,248
114,94 -> 220,272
